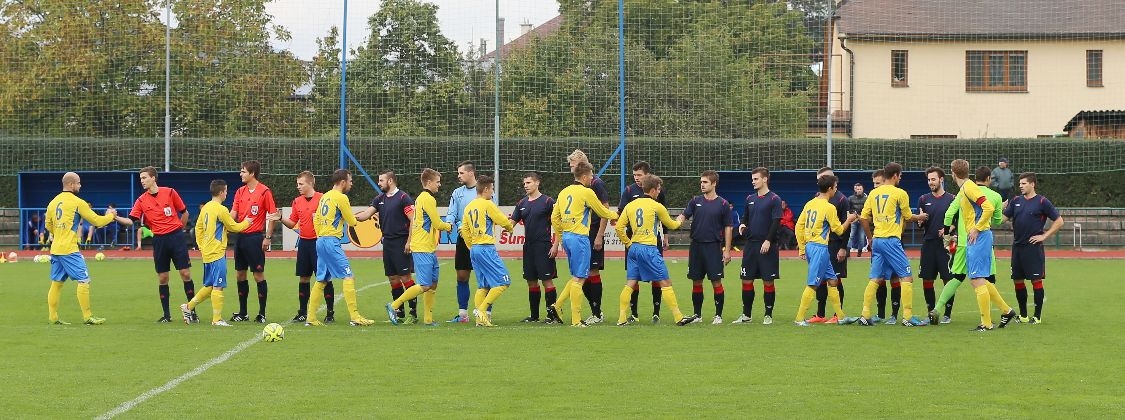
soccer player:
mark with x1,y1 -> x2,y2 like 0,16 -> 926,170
129,166 -> 198,323
306,169 -> 376,327
807,167 -> 851,324
676,170 -> 733,324
1003,172 -> 1063,324
620,161 -> 668,323
916,166 -> 955,313
794,174 -> 860,326
544,161 -> 618,326
444,161 -> 479,323
278,171 -> 334,322
869,169 -> 900,323
734,167 -> 782,325
180,180 -> 254,326
386,169 -> 452,326
858,162 -> 927,326
510,172 -> 559,323
229,160 -> 278,323
566,150 -> 613,324
614,174 -> 694,326
45,172 -> 130,325
929,160 -> 1017,331
455,176 -> 514,327
357,170 -> 418,322
932,166 -> 1004,324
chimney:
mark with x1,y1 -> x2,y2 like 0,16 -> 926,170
520,20 -> 533,36
497,17 -> 505,44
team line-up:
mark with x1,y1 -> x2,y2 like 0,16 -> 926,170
42,150 -> 1062,331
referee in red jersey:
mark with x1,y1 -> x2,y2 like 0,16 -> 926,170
229,160 -> 278,323
129,166 -> 196,323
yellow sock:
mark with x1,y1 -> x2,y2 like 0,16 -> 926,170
212,289 -> 224,323
828,285 -> 845,319
900,281 -> 914,320
394,285 -> 425,310
984,282 -> 1013,313
481,285 -> 508,310
660,286 -> 684,323
76,282 -> 93,319
861,281 -> 879,318
569,280 -> 585,325
975,285 -> 992,326
618,286 -> 633,324
47,281 -> 64,321
795,286 -> 816,322
308,281 -> 326,322
189,286 -> 213,310
423,290 -> 436,324
553,280 -> 572,309
474,288 -> 488,310
343,279 -> 360,319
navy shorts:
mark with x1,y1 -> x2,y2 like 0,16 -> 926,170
152,230 -> 191,273
740,240 -> 779,280
234,232 -> 265,272
455,236 -> 473,271
687,241 -> 724,281
1011,244 -> 1046,280
588,234 -> 605,270
828,239 -> 848,279
522,241 -> 557,281
919,238 -> 953,280
382,236 -> 413,277
295,238 -> 317,277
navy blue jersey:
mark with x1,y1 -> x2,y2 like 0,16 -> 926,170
586,177 -> 611,238
371,189 -> 415,239
917,192 -> 955,240
682,195 -> 732,243
742,191 -> 782,242
512,194 -> 556,244
1003,194 -> 1060,245
828,191 -> 851,244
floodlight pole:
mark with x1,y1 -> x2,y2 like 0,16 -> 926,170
164,0 -> 171,172
493,0 -> 501,203
339,0 -> 349,170
825,1 -> 835,168
618,0 -> 626,192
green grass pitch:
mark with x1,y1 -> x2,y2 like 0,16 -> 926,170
1,256 -> 1121,418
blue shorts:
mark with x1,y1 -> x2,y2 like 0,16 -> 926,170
203,258 -> 229,288
967,230 -> 994,279
870,237 -> 912,279
471,245 -> 511,288
562,232 -> 591,279
49,253 -> 90,282
412,252 -> 440,287
625,244 -> 670,282
315,237 -> 353,281
804,244 -> 837,287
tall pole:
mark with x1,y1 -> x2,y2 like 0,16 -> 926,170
164,0 -> 171,172
617,0 -> 626,192
825,3 -> 834,168
339,0 -> 349,169
493,0 -> 501,203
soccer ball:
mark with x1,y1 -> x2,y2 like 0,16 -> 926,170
7,252 -> 17,263
95,252 -> 106,261
262,323 -> 284,342
33,255 -> 45,263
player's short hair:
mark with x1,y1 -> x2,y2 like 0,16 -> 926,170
925,166 -> 946,179
950,159 -> 970,179
640,174 -> 663,192
817,166 -> 833,176
572,161 -> 594,178
477,175 -> 494,190
524,171 -> 542,182
817,174 -> 838,193
330,169 -> 351,185
458,161 -> 475,174
974,166 -> 992,182
1019,172 -> 1038,185
751,167 -> 770,179
854,182 -> 863,187
568,149 -> 589,164
380,170 -> 397,185
883,162 -> 903,180
297,171 -> 315,183
701,170 -> 719,185
209,179 -> 227,197
241,160 -> 261,178
420,168 -> 440,184
632,161 -> 652,174
872,169 -> 885,179
139,166 -> 158,180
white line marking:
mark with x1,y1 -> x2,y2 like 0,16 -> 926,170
96,280 -> 389,419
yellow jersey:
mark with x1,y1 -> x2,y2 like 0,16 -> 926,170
795,197 -> 848,255
615,197 -> 681,248
195,200 -> 250,263
45,191 -> 114,255
955,180 -> 995,232
313,189 -> 359,240
409,190 -> 451,253
459,197 -> 514,246
551,183 -> 618,236
861,184 -> 914,238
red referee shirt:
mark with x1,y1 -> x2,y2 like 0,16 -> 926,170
129,187 -> 187,235
231,183 -> 277,234
289,192 -> 323,240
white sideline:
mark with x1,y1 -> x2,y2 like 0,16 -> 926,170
96,280 -> 390,419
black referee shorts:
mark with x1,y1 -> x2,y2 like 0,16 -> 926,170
1011,244 -> 1046,280
152,230 -> 191,274
828,239 -> 848,279
740,240 -> 779,281
587,234 -> 605,270
455,236 -> 473,271
234,232 -> 266,272
295,238 -> 317,277
522,241 -> 557,281
382,236 -> 413,277
919,238 -> 953,281
688,241 -> 724,281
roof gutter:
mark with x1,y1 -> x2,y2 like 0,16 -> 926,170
839,34 -> 855,138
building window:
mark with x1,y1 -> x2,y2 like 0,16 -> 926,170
1088,50 -> 1103,87
891,50 -> 908,87
966,51 -> 1027,92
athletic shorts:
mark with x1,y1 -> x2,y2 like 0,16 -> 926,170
949,242 -> 967,275
688,241 -> 724,281
152,230 -> 191,273
919,238 -> 953,281
315,237 -> 353,281
804,243 -> 837,287
382,236 -> 413,277
562,232 -> 591,279
455,236 -> 473,271
869,237 -> 911,279
202,258 -> 229,288
295,238 -> 317,277
470,245 -> 511,289
827,239 -> 848,279
588,234 -> 605,270
1011,244 -> 1046,280
234,232 -> 265,272
49,253 -> 90,282
413,252 -> 440,287
740,240 -> 779,280
966,230 -> 994,280
626,244 -> 670,282
522,241 -> 557,281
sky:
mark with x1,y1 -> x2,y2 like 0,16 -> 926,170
264,0 -> 562,60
